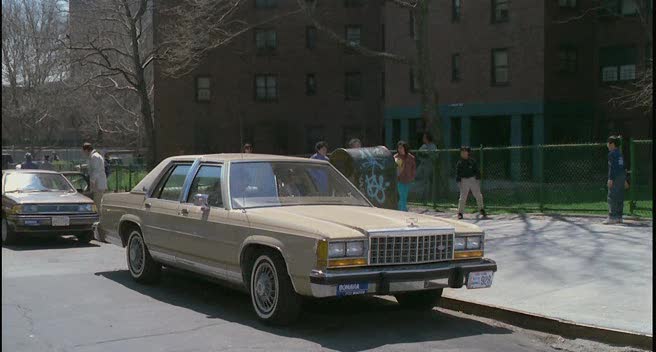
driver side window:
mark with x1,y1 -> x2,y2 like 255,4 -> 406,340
187,165 -> 223,207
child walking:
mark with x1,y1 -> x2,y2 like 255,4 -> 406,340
456,146 -> 486,219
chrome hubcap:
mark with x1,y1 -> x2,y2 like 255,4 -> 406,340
128,235 -> 144,274
253,260 -> 277,316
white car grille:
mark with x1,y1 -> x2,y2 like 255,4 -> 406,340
369,233 -> 454,265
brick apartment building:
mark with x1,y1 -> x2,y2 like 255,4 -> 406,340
71,0 -> 652,160
383,0 -> 653,149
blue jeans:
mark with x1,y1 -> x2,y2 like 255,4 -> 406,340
608,174 -> 625,220
398,182 -> 410,211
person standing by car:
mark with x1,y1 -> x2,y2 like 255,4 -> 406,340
456,146 -> 486,219
83,143 -> 108,241
348,138 -> 362,149
242,143 -> 253,153
604,136 -> 626,225
104,153 -> 111,178
310,141 -> 330,193
19,153 -> 39,170
41,155 -> 55,171
394,141 -> 416,211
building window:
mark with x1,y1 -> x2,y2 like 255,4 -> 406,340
558,0 -> 577,8
602,0 -> 639,15
409,69 -> 420,92
255,74 -> 277,101
492,0 -> 509,23
345,72 -> 362,100
306,74 -> 316,96
344,0 -> 364,7
255,0 -> 277,8
492,48 -> 509,85
452,54 -> 461,81
600,46 -> 637,83
196,76 -> 211,102
558,46 -> 578,73
345,25 -> 361,48
255,29 -> 277,53
306,26 -> 316,49
452,0 -> 461,21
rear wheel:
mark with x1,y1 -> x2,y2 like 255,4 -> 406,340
249,250 -> 301,325
395,289 -> 443,311
76,231 -> 93,244
126,229 -> 161,284
1,217 -> 18,246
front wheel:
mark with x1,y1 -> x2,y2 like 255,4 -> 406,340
250,250 -> 301,325
2,217 -> 18,246
126,229 -> 161,284
395,289 -> 443,311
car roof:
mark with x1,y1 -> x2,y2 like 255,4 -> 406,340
167,153 -> 327,163
2,169 -> 62,174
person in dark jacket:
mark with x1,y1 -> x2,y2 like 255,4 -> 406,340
604,136 -> 626,224
19,153 -> 39,170
456,146 -> 485,219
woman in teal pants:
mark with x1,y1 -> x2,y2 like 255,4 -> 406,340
394,141 -> 416,211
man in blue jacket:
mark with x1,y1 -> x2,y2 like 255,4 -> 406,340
604,136 -> 626,225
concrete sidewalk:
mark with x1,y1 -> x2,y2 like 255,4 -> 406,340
412,208 -> 653,335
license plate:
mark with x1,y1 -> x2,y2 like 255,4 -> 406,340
467,271 -> 494,289
336,283 -> 368,297
51,216 -> 70,227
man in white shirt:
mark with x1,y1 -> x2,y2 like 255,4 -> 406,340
82,143 -> 108,242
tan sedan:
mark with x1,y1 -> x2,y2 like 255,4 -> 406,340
98,154 -> 496,324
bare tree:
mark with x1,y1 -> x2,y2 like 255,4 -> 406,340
2,0 -> 69,149
62,0 -> 159,166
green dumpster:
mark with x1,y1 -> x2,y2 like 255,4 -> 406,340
330,146 -> 398,209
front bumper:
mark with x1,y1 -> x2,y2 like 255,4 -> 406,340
309,258 -> 497,298
6,214 -> 99,234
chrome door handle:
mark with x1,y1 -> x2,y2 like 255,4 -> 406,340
180,208 -> 189,215
144,202 -> 152,209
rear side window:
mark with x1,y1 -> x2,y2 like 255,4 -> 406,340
154,164 -> 192,201
187,165 -> 223,207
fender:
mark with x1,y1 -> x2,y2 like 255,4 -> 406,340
118,214 -> 145,246
238,235 -> 299,292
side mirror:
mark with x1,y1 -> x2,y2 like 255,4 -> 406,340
192,193 -> 210,212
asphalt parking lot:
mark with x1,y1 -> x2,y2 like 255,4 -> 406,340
2,236 -> 648,352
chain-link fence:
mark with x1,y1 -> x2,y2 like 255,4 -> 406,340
409,140 -> 653,217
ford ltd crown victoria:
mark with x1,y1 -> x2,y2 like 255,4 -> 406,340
97,154 -> 497,324
2,169 -> 99,245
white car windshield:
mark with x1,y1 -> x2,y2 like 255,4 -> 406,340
3,173 -> 74,193
229,161 -> 370,209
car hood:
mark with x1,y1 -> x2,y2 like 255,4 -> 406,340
245,205 -> 482,240
3,191 -> 93,204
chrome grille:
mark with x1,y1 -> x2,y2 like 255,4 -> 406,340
36,204 -> 81,213
369,233 -> 453,265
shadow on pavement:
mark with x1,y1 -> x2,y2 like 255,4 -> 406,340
2,236 -> 99,251
96,268 -> 512,352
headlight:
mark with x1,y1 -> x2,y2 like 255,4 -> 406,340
328,242 -> 346,258
454,237 -> 466,250
346,241 -> 364,257
8,205 -> 22,214
78,204 -> 93,212
466,236 -> 481,250
22,204 -> 38,213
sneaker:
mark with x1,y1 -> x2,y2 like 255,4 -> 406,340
480,209 -> 487,217
457,213 -> 463,220
602,218 -> 619,225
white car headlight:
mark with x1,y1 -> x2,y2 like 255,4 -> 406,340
466,236 -> 482,250
328,242 -> 346,258
346,241 -> 365,257
454,237 -> 466,250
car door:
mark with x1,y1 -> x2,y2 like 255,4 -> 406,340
141,162 -> 192,256
62,172 -> 91,198
175,163 -> 244,282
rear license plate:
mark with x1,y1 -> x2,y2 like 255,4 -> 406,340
466,271 -> 494,289
51,216 -> 70,227
336,283 -> 368,297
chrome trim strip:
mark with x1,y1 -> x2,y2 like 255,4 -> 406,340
150,250 -> 243,285
144,224 -> 204,238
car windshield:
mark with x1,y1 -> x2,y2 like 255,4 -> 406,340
3,173 -> 74,193
229,161 -> 370,209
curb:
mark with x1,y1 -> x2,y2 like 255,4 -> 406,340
439,297 -> 653,350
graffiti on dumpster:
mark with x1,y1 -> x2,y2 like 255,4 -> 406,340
357,147 -> 391,205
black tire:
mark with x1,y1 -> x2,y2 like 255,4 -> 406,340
76,231 -> 93,244
395,289 -> 443,311
249,249 -> 302,325
126,228 -> 161,284
2,217 -> 18,246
